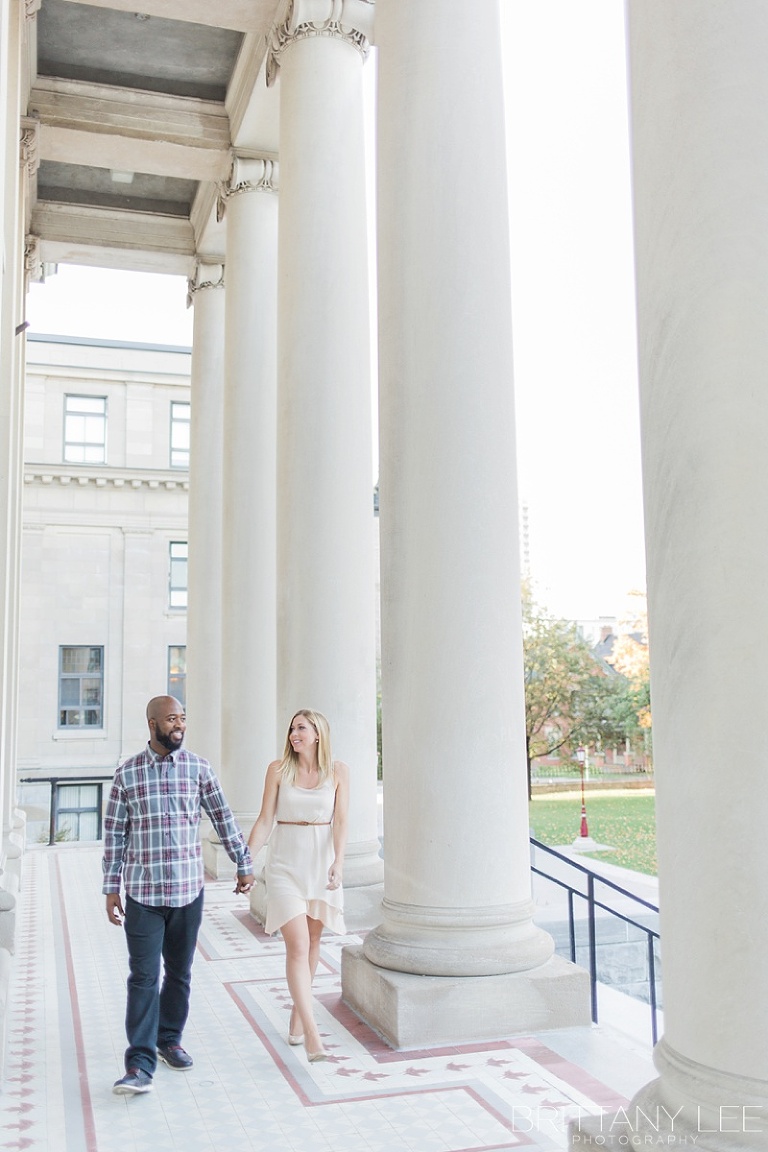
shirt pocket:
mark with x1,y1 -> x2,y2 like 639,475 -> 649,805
169,773 -> 200,824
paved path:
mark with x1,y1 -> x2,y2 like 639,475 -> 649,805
0,844 -> 657,1151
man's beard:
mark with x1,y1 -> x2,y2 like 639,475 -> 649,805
156,728 -> 184,752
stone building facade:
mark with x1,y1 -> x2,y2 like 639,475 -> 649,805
18,333 -> 190,843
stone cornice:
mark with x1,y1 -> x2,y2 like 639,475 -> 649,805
226,32 -> 269,145
23,465 -> 189,492
187,260 -> 225,308
24,234 -> 42,283
217,156 -> 279,220
20,116 -> 40,175
267,0 -> 374,86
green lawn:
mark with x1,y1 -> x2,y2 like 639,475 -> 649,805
529,789 -> 657,875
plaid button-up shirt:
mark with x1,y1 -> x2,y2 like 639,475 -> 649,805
102,744 -> 252,907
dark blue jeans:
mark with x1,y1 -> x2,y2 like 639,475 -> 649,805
123,890 -> 204,1075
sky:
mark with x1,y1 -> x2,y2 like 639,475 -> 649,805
24,0 -> 645,626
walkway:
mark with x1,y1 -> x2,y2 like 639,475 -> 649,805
0,844 -> 656,1152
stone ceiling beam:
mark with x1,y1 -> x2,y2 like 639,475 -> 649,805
30,79 -> 231,181
32,201 -> 195,275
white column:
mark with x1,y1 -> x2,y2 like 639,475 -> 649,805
269,0 -> 383,904
185,260 -> 225,766
342,0 -> 589,1047
604,4 -> 768,1147
219,157 -> 278,820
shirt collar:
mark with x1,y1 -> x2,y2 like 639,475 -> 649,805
147,742 -> 178,766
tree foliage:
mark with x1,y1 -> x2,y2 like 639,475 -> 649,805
522,584 -> 598,770
522,584 -> 652,796
605,593 -> 651,731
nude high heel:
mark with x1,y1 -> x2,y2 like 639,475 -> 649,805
304,1034 -> 327,1062
288,1007 -> 303,1045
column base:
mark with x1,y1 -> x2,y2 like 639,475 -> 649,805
341,945 -> 591,1048
569,1043 -> 768,1151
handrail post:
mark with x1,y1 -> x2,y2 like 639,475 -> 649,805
648,934 -> 659,1045
48,781 -> 56,846
587,873 -> 598,1023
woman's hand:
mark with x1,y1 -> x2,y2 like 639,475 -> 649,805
327,861 -> 343,890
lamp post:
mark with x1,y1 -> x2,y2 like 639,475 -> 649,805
576,745 -> 589,838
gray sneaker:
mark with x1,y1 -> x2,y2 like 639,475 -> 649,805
113,1067 -> 153,1094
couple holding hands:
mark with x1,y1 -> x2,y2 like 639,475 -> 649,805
103,698 -> 349,1094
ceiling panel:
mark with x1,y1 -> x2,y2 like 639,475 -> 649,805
37,0 -> 243,101
38,160 -> 197,217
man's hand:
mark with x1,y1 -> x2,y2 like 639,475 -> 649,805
233,873 -> 255,895
106,893 -> 125,925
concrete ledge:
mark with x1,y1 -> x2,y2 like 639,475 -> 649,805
341,945 -> 591,1049
202,838 -> 233,880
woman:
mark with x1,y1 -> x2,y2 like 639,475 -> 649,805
247,709 -> 349,1062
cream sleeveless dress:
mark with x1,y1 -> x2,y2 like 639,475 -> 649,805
264,775 -> 346,936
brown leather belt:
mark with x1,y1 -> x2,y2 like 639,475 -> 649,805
276,820 -> 331,826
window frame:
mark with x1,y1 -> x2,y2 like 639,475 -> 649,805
167,644 -> 187,706
58,645 -> 104,730
168,541 -> 188,610
169,400 -> 191,469
63,394 -> 107,464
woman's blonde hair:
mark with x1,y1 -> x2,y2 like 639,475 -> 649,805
278,709 -> 333,787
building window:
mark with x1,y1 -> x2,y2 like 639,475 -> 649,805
64,395 -> 107,463
168,645 -> 186,706
169,542 -> 188,609
170,401 -> 190,469
59,646 -> 104,728
54,783 -> 102,842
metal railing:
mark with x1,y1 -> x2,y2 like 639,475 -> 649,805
530,837 -> 661,1044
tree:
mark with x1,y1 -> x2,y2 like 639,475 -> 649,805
522,584 -> 601,798
603,591 -> 652,747
575,669 -> 645,752
521,585 -> 652,796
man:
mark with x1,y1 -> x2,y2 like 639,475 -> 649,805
103,696 -> 254,1095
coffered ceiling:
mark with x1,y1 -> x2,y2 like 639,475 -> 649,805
26,0 -> 284,274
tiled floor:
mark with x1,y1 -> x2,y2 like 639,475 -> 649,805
0,845 -> 656,1151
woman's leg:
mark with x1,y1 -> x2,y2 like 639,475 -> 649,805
281,915 -> 324,1054
289,916 -> 324,1038
307,915 -> 323,981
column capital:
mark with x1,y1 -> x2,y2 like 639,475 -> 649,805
186,260 -> 225,308
25,0 -> 42,17
24,234 -> 42,284
217,156 -> 279,221
19,117 -> 39,177
267,0 -> 374,86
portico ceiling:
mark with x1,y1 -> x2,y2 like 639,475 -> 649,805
26,0 -> 285,274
